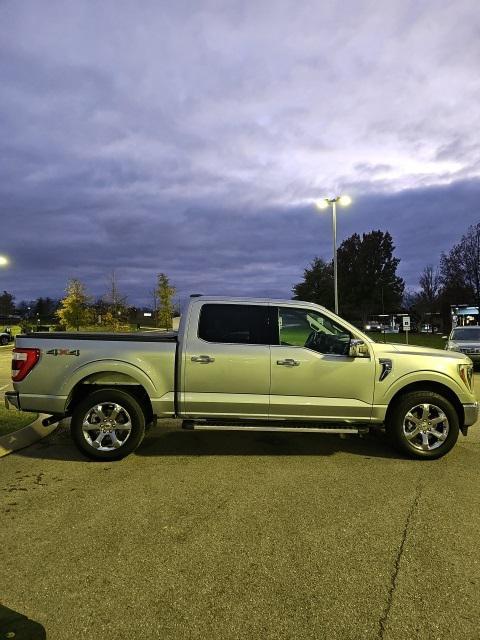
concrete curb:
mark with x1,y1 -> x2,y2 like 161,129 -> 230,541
0,414 -> 58,457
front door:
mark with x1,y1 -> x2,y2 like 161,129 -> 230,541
182,302 -> 271,419
269,306 -> 375,421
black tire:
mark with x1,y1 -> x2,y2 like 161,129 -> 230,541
0,335 -> 8,346
70,388 -> 146,460
386,391 -> 459,460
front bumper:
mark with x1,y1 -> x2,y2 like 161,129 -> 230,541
4,391 -> 20,410
463,402 -> 479,426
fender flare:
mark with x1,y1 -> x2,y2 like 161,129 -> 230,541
61,359 -> 158,400
381,370 -> 465,406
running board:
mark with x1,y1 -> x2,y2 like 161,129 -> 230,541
183,423 -> 365,434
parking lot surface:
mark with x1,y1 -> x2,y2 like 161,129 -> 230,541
1,348 -> 479,639
0,346 -> 12,394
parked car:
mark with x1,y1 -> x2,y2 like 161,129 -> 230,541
445,325 -> 480,363
0,328 -> 12,346
364,321 -> 383,331
420,324 -> 440,334
5,296 -> 478,461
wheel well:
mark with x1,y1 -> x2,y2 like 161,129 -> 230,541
386,381 -> 464,425
67,383 -> 154,423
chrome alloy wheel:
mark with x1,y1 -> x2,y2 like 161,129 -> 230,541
81,402 -> 133,452
402,403 -> 450,451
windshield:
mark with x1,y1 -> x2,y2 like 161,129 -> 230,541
451,328 -> 480,341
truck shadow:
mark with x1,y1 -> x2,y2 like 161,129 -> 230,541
16,423 -> 403,461
0,603 -> 46,639
136,427 -> 401,460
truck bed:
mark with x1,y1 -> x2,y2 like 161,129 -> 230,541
12,331 -> 178,416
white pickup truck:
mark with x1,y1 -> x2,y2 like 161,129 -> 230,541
5,296 -> 478,460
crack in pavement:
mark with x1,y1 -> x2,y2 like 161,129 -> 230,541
377,482 -> 422,640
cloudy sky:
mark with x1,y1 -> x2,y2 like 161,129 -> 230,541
1,0 -> 479,308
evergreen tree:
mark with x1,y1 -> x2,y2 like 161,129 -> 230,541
292,258 -> 334,309
293,231 -> 404,321
337,230 -> 404,320
0,290 -> 15,316
32,297 -> 58,322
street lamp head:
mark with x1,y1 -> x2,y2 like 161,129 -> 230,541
315,199 -> 330,210
0,255 -> 9,267
338,195 -> 352,207
315,195 -> 352,209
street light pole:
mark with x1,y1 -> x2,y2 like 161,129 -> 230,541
316,195 -> 351,315
331,199 -> 338,315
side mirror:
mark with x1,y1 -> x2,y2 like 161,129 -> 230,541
349,338 -> 369,358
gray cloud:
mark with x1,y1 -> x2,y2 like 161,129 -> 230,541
0,0 -> 479,307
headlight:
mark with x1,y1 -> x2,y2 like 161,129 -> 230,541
458,363 -> 474,392
447,342 -> 460,351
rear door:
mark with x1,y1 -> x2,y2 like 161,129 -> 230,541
182,302 -> 272,419
269,305 -> 375,421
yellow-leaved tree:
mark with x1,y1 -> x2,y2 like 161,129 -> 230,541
56,279 -> 92,331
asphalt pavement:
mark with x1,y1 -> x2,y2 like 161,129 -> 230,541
0,345 -> 12,394
1,348 -> 479,640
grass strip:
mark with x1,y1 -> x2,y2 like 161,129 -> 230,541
371,332 -> 446,349
0,404 -> 38,436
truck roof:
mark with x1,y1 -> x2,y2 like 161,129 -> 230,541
190,296 -> 328,311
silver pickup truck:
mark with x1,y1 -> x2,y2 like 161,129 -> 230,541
5,296 -> 478,460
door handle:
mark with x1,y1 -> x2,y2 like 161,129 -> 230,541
276,358 -> 300,367
191,355 -> 215,364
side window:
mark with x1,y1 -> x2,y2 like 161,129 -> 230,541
277,307 -> 351,355
198,304 -> 270,345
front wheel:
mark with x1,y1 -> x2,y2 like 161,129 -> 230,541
386,391 -> 459,460
70,389 -> 146,460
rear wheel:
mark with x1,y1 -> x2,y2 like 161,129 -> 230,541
0,335 -> 8,346
71,388 -> 146,460
386,391 -> 459,459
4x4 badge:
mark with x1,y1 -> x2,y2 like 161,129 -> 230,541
46,349 -> 80,356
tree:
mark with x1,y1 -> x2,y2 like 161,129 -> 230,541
419,265 -> 440,304
440,243 -> 474,303
336,230 -> 404,321
292,258 -> 334,309
413,265 -> 441,332
56,279 -> 92,331
32,297 -> 59,322
462,223 -> 480,311
16,300 -> 32,319
150,287 -> 159,327
0,290 -> 15,316
404,266 -> 441,333
451,223 -> 480,310
156,273 -> 176,329
292,231 -> 404,320
439,224 -> 479,328
103,271 -> 128,331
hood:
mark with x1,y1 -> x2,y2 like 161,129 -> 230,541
448,340 -> 480,348
373,342 -> 468,361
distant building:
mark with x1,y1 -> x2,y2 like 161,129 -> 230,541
0,314 -> 21,326
128,308 -> 181,330
450,305 -> 479,327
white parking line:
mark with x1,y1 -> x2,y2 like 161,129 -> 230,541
0,384 -> 10,391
